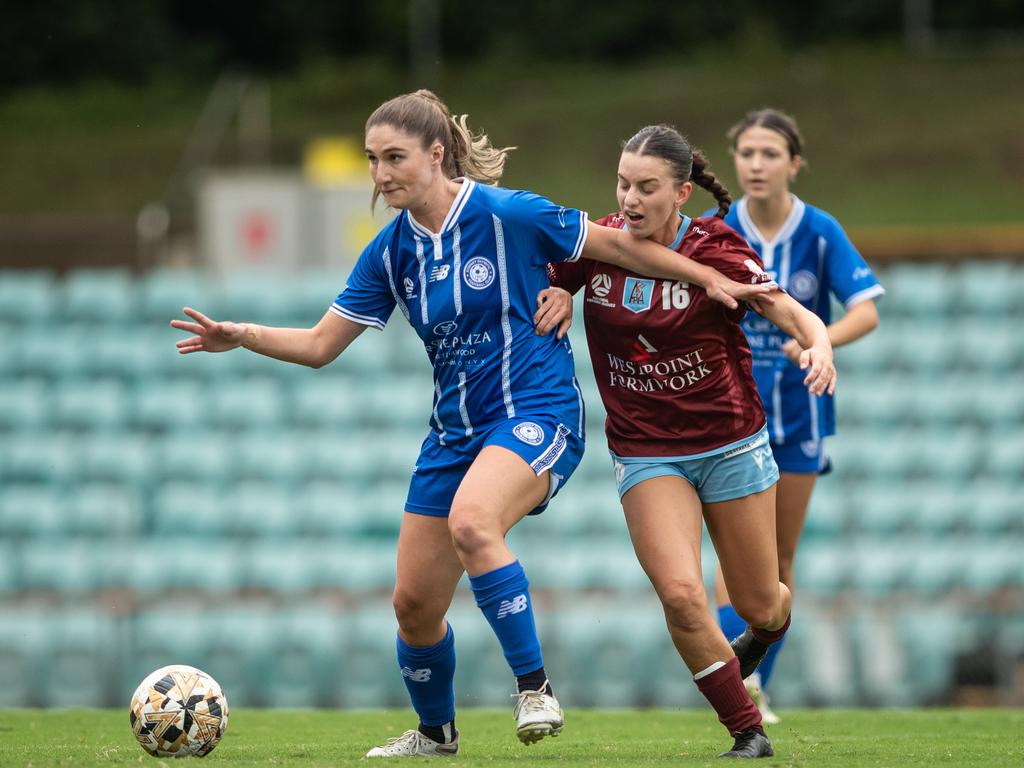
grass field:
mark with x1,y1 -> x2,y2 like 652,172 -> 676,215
2,709 -> 1022,767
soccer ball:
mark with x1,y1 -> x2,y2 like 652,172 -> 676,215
129,664 -> 229,758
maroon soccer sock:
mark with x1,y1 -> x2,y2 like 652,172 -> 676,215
751,612 -> 791,644
694,656 -> 762,736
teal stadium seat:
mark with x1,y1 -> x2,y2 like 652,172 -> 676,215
72,433 -> 155,491
342,610 -> 405,708
896,610 -> 961,702
849,543 -> 910,596
293,269 -> 348,324
62,268 -> 138,322
0,484 -> 66,538
0,270 -> 57,323
794,544 -> 850,595
267,609 -> 348,707
905,542 -> 966,594
234,432 -> 305,484
883,321 -> 951,374
296,480 -> 364,537
315,542 -> 396,592
122,538 -> 243,595
881,263 -> 952,319
40,612 -> 118,707
1,434 -> 75,485
300,432 -> 376,483
0,611 -> 51,706
54,378 -> 128,431
0,380 -> 51,432
150,482 -> 231,536
802,479 -> 847,538
983,433 -> 1024,481
20,542 -> 105,593
208,377 -> 285,430
126,611 -> 212,701
140,269 -> 215,322
243,541 -> 317,595
834,330 -> 887,375
216,273 -> 305,327
155,432 -> 233,483
68,481 -> 141,537
956,320 -> 1023,374
291,377 -> 362,429
133,378 -> 209,432
956,261 -> 1024,318
364,379 -> 433,428
226,480 -> 296,537
12,327 -> 89,378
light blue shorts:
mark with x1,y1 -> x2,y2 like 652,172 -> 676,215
770,438 -> 833,475
612,426 -> 779,504
406,417 -> 584,517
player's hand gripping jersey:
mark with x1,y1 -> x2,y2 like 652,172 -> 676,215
549,213 -> 773,457
722,196 -> 884,444
333,180 -> 587,445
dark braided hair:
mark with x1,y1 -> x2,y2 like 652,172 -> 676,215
623,124 -> 732,218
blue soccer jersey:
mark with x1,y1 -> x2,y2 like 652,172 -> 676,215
332,179 -> 588,446
720,194 -> 885,445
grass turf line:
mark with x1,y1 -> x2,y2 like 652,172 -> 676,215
1,709 -> 1022,767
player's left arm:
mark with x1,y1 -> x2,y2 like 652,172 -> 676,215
582,222 -> 775,310
754,291 -> 836,396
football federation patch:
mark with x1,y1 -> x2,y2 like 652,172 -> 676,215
622,277 -> 655,313
463,256 -> 495,290
789,270 -> 819,301
513,421 -> 545,445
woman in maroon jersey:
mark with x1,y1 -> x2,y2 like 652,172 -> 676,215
538,125 -> 835,759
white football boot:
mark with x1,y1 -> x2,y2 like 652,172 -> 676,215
744,672 -> 781,725
365,728 -> 459,758
512,681 -> 564,744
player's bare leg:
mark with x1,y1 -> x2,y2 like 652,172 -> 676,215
705,487 -> 792,679
449,445 -> 563,744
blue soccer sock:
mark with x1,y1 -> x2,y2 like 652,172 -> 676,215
396,623 -> 456,727
756,632 -> 786,689
469,560 -> 543,676
718,603 -> 746,644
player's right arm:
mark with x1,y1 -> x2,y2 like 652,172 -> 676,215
171,307 -> 367,369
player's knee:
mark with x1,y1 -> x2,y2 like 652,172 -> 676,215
660,579 -> 708,633
447,506 -> 497,557
733,599 -> 778,630
392,588 -> 436,633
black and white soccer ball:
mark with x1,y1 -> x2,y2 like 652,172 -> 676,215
129,664 -> 229,758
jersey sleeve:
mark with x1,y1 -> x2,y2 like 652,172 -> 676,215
818,213 -> 885,307
330,239 -> 397,331
547,259 -> 588,295
501,190 -> 589,267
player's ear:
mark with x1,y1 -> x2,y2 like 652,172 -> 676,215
429,140 -> 445,168
675,181 -> 693,208
789,154 -> 802,182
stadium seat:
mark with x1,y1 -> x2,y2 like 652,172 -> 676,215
11,327 -> 89,378
0,484 -> 66,538
0,611 -> 51,706
0,270 -> 57,323
126,611 -> 213,702
19,542 -> 105,593
848,544 -> 909,596
363,379 -> 433,428
267,609 -> 350,707
154,432 -> 233,483
132,378 -> 210,432
208,376 -> 285,430
795,544 -> 851,595
226,480 -> 297,537
233,432 -> 305,483
150,482 -> 231,536
67,481 -> 142,537
895,609 -> 962,702
71,433 -> 155,489
881,263 -> 953,319
243,541 -> 317,594
54,378 -> 129,431
216,273 -> 305,327
297,480 -> 367,537
956,261 -> 1024,318
0,434 -> 75,485
121,538 -> 244,595
342,610 -> 406,709
140,268 -> 216,322
39,612 -> 119,707
290,377 -> 363,429
982,432 -> 1024,481
315,542 -> 396,592
61,268 -> 138,322
0,379 -> 51,432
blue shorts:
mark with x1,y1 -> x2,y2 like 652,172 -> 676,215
770,438 -> 832,475
612,426 -> 779,504
405,417 -> 585,517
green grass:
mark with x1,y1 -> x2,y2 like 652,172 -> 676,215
1,709 -> 1022,767
1,43 -> 1023,228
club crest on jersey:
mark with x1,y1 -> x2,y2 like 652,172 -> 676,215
789,270 -> 819,301
463,256 -> 495,290
622,277 -> 655,313
513,421 -> 545,446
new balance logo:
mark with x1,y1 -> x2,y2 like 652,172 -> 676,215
429,264 -> 451,282
400,667 -> 432,683
496,594 -> 528,619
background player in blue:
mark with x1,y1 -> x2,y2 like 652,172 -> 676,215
710,109 -> 884,724
171,89 -> 775,758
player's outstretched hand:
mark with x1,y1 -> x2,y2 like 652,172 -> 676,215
534,287 -> 574,340
171,307 -> 246,354
705,275 -> 776,311
794,340 -> 836,396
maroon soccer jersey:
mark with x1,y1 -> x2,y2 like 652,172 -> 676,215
549,213 -> 774,457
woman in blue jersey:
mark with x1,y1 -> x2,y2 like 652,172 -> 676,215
712,109 -> 884,723
171,90 -> 774,758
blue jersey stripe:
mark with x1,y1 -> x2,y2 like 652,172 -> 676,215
452,224 -> 463,316
329,303 -> 385,330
